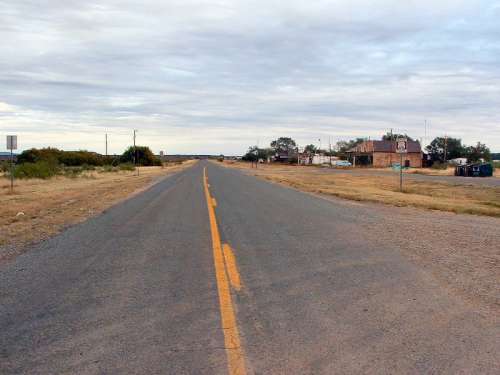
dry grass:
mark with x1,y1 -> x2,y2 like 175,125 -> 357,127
405,167 -> 455,176
223,162 -> 500,218
0,161 -> 196,261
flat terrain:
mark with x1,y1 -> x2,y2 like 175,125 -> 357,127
1,161 -> 499,374
321,166 -> 500,187
0,161 -> 195,262
223,161 -> 500,217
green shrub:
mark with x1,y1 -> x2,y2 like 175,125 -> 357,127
0,161 -> 10,173
119,163 -> 136,171
17,148 -> 107,166
99,165 -> 120,173
80,164 -> 96,171
12,161 -> 60,179
62,167 -> 84,178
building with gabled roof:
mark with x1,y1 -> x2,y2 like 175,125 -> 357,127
346,140 -> 423,168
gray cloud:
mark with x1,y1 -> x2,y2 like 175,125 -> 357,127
1,0 -> 499,154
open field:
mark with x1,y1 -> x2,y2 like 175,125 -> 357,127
0,160 -> 196,262
406,166 -> 500,177
221,161 -> 500,217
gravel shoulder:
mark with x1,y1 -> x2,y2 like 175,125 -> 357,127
333,197 -> 500,314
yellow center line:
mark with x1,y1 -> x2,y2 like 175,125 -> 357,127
223,244 -> 242,291
203,167 -> 247,375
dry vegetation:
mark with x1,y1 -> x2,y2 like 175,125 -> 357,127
223,161 -> 500,218
0,161 -> 196,262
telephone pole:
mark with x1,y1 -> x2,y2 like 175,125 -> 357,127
329,136 -> 332,167
105,133 -> 108,156
133,130 -> 139,176
444,134 -> 448,163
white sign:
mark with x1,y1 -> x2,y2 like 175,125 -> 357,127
396,138 -> 407,154
7,135 -> 17,150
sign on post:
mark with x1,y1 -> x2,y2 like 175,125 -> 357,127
396,137 -> 407,192
6,135 -> 17,193
396,138 -> 407,154
7,135 -> 17,150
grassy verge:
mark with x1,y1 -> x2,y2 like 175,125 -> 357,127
0,160 -> 197,261
222,161 -> 500,218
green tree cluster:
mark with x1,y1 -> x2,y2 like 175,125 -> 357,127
120,146 -> 161,166
426,137 -> 491,163
17,148 -> 116,166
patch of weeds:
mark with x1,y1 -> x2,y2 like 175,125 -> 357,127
12,161 -> 60,179
119,163 -> 136,171
100,165 -> 118,173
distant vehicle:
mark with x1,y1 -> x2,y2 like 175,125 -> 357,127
335,160 -> 352,167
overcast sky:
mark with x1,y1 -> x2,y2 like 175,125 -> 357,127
1,0 -> 500,155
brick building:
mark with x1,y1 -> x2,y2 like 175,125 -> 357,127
346,140 -> 423,168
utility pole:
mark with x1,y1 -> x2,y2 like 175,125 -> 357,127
424,120 -> 427,145
6,135 -> 17,193
133,129 -> 139,176
329,136 -> 332,167
105,133 -> 108,156
444,134 -> 448,163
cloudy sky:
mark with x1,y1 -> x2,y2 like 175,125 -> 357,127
1,0 -> 500,155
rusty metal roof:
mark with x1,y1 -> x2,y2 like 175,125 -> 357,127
347,140 -> 422,153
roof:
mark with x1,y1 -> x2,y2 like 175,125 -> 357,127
347,140 -> 422,154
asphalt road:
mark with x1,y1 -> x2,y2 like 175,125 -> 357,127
1,161 -> 498,374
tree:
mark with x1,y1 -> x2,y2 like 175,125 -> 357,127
242,146 -> 271,162
336,138 -> 365,153
382,132 -> 414,141
426,137 -> 465,162
465,142 -> 491,163
303,144 -> 317,154
270,137 -> 297,154
121,146 -> 161,166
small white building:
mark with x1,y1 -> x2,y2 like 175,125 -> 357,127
449,158 -> 468,165
312,154 -> 338,165
299,154 -> 338,165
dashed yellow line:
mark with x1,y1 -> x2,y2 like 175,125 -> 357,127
203,167 -> 247,375
223,244 -> 242,291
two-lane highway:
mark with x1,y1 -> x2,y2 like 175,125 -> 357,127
1,161 -> 498,374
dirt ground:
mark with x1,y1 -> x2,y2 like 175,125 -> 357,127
222,161 -> 500,218
362,202 -> 500,313
0,161 -> 196,263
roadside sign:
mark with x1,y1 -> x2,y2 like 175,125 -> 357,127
396,137 -> 407,154
395,137 -> 407,192
7,135 -> 17,150
6,135 -> 17,193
